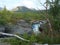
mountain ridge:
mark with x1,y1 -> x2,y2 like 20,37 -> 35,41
12,6 -> 38,12
0,7 -> 2,10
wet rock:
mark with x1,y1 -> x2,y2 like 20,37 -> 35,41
0,26 -> 5,32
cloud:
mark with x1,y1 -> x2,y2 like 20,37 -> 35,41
12,0 -> 37,9
0,0 -> 46,10
22,0 -> 36,8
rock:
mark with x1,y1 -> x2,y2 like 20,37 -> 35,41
0,26 -> 5,32
0,42 -> 10,45
32,43 -> 48,45
3,20 -> 32,35
0,20 -> 47,35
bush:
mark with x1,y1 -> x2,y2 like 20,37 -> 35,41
2,32 -> 60,45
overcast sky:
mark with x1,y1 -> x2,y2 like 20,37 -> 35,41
0,0 -> 46,10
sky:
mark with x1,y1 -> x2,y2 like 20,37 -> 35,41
0,0 -> 46,10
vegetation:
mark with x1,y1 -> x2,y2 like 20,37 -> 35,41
0,0 -> 60,44
48,0 -> 60,31
0,7 -> 46,25
2,33 -> 60,45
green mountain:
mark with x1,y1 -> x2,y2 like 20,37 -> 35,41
12,6 -> 38,12
0,7 -> 2,10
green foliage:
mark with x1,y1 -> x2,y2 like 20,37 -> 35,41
0,7 -> 14,25
0,8 -> 45,25
2,33 -> 60,45
49,0 -> 60,17
48,0 -> 60,31
0,2 -> 60,44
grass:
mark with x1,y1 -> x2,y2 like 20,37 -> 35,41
1,32 -> 60,45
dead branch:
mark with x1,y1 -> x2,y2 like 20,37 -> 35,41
0,32 -> 30,42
